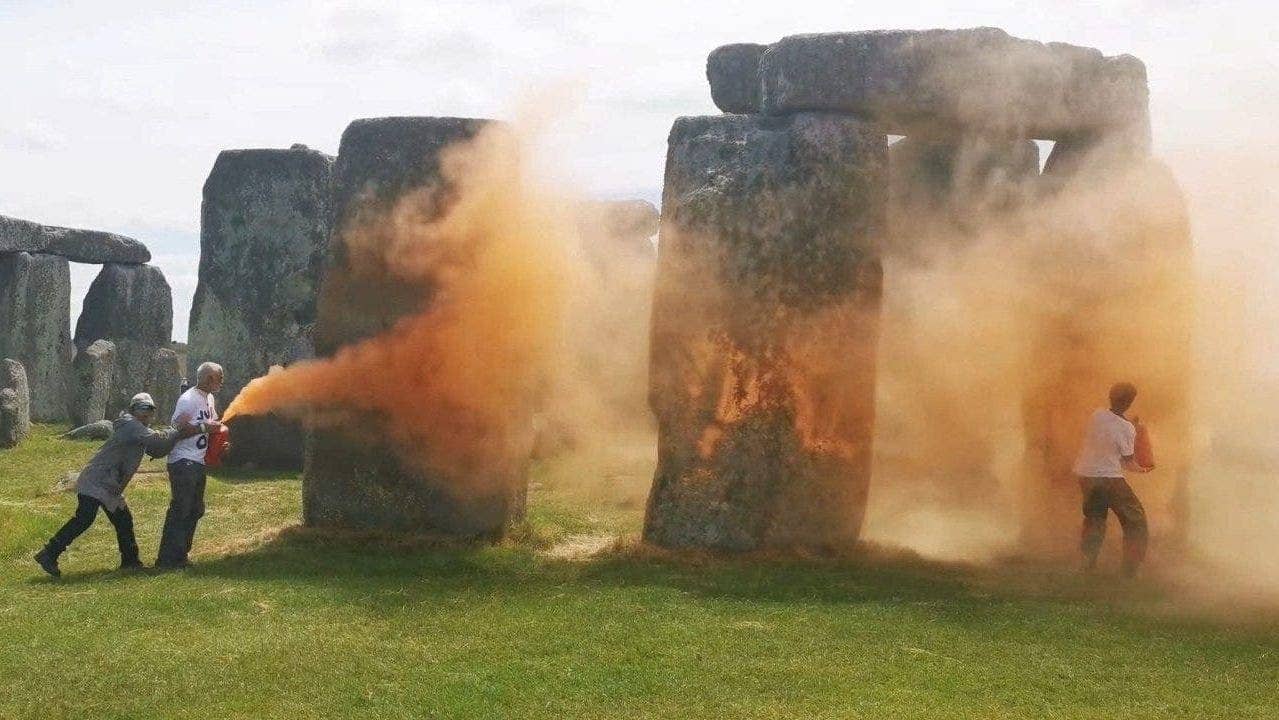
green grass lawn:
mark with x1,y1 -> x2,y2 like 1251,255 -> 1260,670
2,424 -> 1277,719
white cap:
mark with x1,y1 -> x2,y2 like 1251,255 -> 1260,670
129,392 -> 157,410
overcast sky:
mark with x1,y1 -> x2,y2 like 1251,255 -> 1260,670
3,0 -> 1276,342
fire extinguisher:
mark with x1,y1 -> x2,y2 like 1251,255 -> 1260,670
1134,421 -> 1155,470
204,425 -> 230,468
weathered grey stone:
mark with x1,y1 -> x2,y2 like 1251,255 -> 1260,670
147,347 -> 183,423
576,199 -> 659,261
0,252 -> 71,421
188,144 -> 334,469
0,359 -> 31,448
1020,155 -> 1194,551
306,116 -> 527,537
644,113 -> 886,552
0,214 -> 150,264
73,264 -> 174,418
1040,128 -> 1152,192
74,263 -> 172,352
64,419 -> 113,441
757,29 -> 1149,143
172,342 -> 188,380
888,135 -> 1039,258
0,390 -> 20,448
68,339 -> 115,426
707,43 -> 767,114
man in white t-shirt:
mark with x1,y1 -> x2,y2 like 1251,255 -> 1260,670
156,361 -> 224,569
1072,382 -> 1153,576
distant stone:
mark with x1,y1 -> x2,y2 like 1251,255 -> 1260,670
758,29 -> 1149,142
536,198 -> 661,455
0,252 -> 71,421
171,341 -> 188,380
147,347 -> 183,423
307,116 -> 527,538
0,359 -> 31,448
188,144 -> 334,469
0,214 -> 150,264
576,199 -> 659,260
887,135 -> 1040,258
68,339 -> 115,426
707,43 -> 767,113
64,419 -> 113,441
644,113 -> 886,552
74,263 -> 172,352
74,263 -> 174,418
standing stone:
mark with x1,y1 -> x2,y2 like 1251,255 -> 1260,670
0,214 -> 151,264
575,199 -> 658,264
0,252 -> 71,421
707,43 -> 767,114
1021,154 -> 1194,554
888,135 -> 1040,258
147,347 -> 183,424
1,359 -> 31,448
74,263 -> 174,419
188,144 -> 334,468
67,339 -> 115,426
172,342 -> 188,380
644,113 -> 887,552
305,116 -> 526,537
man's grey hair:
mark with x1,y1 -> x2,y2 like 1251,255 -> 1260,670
196,361 -> 224,384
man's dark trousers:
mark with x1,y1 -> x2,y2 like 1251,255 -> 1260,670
157,459 -> 206,566
1079,476 -> 1148,575
45,494 -> 139,565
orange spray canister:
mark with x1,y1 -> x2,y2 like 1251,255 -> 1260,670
204,426 -> 230,468
1134,422 -> 1155,470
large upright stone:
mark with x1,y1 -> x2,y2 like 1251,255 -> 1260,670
74,263 -> 175,419
644,114 -> 886,552
575,199 -> 658,264
305,116 -> 526,537
68,339 -> 115,426
0,214 -> 150,264
148,347 -> 183,424
888,135 -> 1040,259
1021,154 -> 1194,554
188,144 -> 334,468
1,359 -> 31,448
754,29 -> 1148,144
0,252 -> 71,421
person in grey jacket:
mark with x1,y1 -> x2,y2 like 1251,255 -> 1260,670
33,393 -> 218,578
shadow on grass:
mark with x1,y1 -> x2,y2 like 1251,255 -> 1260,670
186,525 -> 1060,624
207,466 -> 301,485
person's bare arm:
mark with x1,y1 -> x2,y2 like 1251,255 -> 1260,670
140,421 -> 218,458
1121,455 -> 1152,473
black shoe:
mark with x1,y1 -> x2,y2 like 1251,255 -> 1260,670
34,548 -> 61,578
119,560 -> 146,572
154,560 -> 190,571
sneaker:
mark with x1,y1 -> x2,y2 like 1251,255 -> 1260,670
34,548 -> 61,578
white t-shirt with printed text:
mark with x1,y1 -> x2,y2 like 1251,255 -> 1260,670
169,387 -> 218,464
1072,408 -> 1136,478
